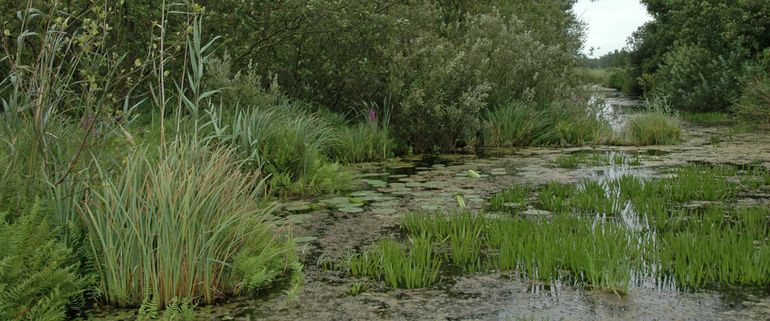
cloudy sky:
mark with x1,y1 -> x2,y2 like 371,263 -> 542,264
573,0 -> 652,57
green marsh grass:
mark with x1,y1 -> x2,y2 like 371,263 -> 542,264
554,152 -> 640,169
554,154 -> 581,169
349,250 -> 382,278
346,163 -> 770,294
667,165 -> 738,202
330,123 -> 394,163
620,112 -> 681,146
80,141 -> 298,306
537,182 -> 575,214
206,105 -> 355,196
483,100 -> 611,148
571,179 -> 625,216
485,215 -> 636,293
482,101 -> 547,147
380,238 -> 442,289
347,236 -> 442,289
680,112 -> 733,126
741,166 -> 770,190
349,282 -> 369,296
488,186 -> 530,211
446,213 -> 486,272
403,211 -> 487,272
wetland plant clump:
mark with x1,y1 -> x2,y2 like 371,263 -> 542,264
80,141 -> 299,307
344,163 -> 770,294
680,112 -> 733,126
347,237 -> 441,289
619,111 -> 681,146
482,100 -> 612,148
488,186 -> 530,212
349,203 -> 770,294
554,151 -> 641,169
527,164 -> 741,218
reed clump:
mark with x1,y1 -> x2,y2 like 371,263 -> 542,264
80,140 -> 299,307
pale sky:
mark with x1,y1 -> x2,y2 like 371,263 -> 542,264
573,0 -> 652,57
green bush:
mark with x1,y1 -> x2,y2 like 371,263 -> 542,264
79,140 -> 298,307
736,64 -> 770,124
607,68 -> 632,92
385,7 -> 581,151
575,68 -> 611,86
649,45 -> 742,112
0,200 -> 92,321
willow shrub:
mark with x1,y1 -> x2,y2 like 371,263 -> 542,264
80,140 -> 298,307
736,67 -> 770,125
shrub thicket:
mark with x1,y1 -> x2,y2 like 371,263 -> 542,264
626,1 -> 770,114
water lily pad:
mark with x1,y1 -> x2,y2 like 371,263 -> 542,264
357,172 -> 389,179
320,197 -> 352,206
405,182 -> 424,188
389,174 -> 409,179
359,195 -> 395,202
362,179 -> 387,188
371,201 -> 399,208
350,190 -> 381,197
422,181 -> 446,189
338,206 -> 364,213
287,214 -> 314,224
371,208 -> 397,215
338,201 -> 364,208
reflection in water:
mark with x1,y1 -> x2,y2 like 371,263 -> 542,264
591,89 -> 643,132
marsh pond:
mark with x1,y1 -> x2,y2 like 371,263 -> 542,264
87,90 -> 770,321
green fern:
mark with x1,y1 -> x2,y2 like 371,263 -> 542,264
0,199 -> 92,321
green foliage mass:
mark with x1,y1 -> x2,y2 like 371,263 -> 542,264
1,0 -> 585,152
0,200 -> 92,321
625,0 -> 770,113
